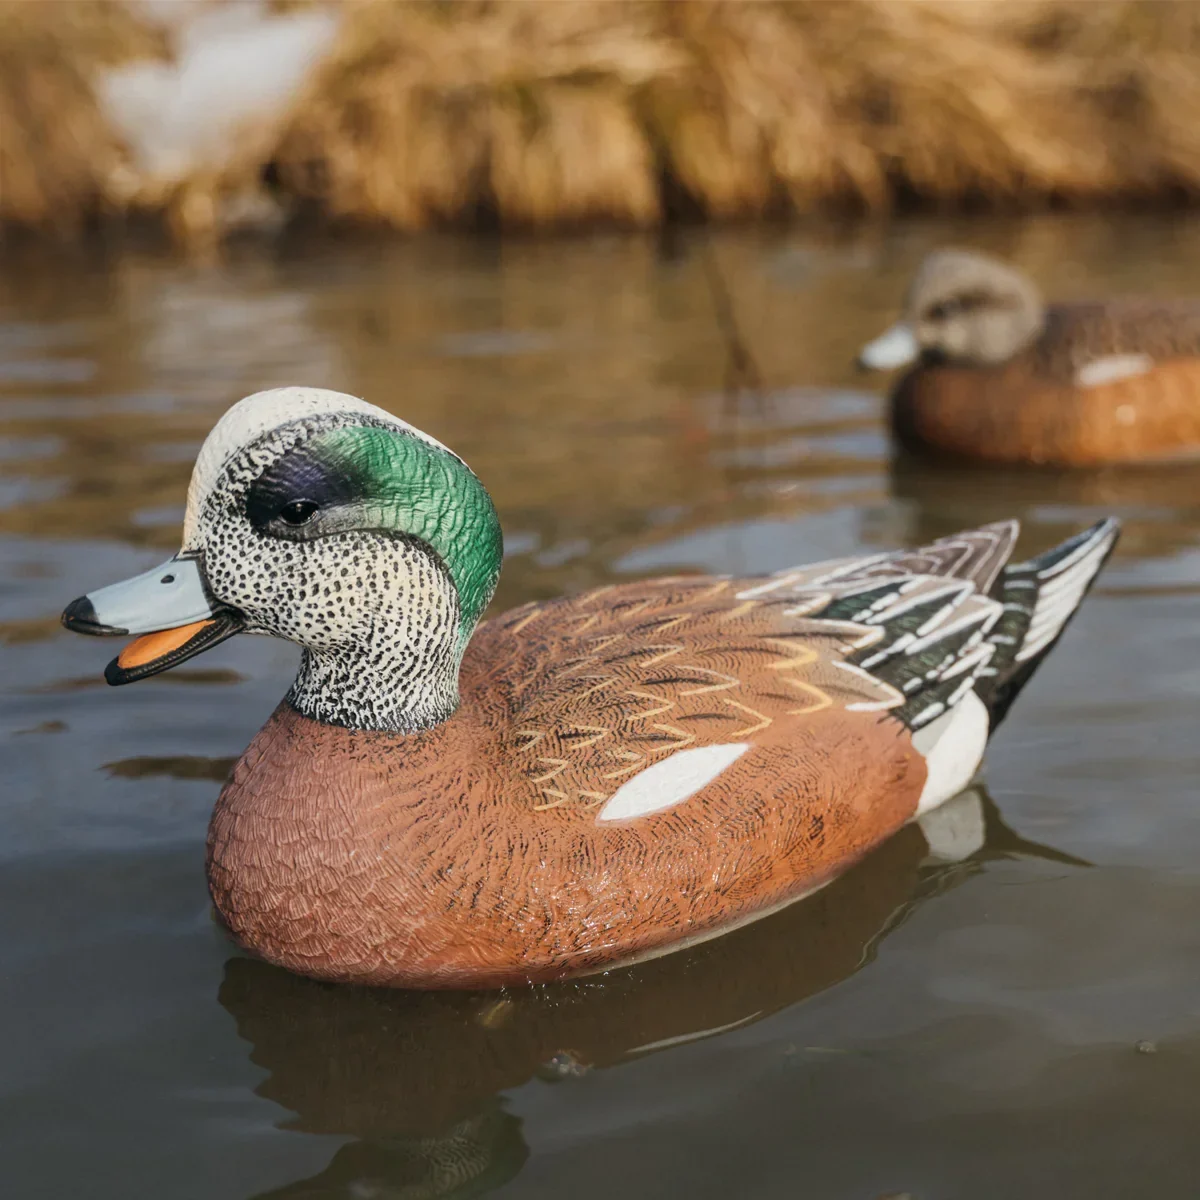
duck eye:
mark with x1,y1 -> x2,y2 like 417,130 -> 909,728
279,500 -> 319,526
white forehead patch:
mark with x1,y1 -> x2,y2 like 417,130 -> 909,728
595,743 -> 752,823
182,386 -> 455,545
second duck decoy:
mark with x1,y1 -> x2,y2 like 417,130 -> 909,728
858,247 -> 1200,466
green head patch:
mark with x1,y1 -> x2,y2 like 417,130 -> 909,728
245,423 -> 502,635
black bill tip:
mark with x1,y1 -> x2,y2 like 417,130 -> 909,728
62,595 -> 127,636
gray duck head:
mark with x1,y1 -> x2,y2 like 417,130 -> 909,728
858,249 -> 1045,371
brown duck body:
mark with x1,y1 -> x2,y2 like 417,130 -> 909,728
208,576 -> 927,989
893,299 -> 1200,467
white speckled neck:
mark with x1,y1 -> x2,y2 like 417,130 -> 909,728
284,535 -> 464,732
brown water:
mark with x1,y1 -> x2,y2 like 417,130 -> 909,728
4,215 -> 1200,1199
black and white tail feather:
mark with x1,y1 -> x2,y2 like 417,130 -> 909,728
755,517 -> 1119,815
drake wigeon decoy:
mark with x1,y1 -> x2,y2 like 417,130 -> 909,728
62,388 -> 1119,989
857,248 -> 1200,466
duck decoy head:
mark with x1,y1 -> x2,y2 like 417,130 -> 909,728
857,248 -> 1045,371
61,387 -> 502,730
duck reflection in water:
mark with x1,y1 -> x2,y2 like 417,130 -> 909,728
221,787 -> 1083,1200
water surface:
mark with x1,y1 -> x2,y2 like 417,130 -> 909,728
3,214 -> 1200,1199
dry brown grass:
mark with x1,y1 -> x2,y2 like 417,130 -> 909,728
9,0 -> 1200,244
0,0 -> 164,235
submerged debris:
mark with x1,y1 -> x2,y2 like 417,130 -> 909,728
535,1050 -> 593,1081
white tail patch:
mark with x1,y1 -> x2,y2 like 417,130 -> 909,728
911,691 -> 990,815
1075,354 -> 1153,389
595,743 -> 751,823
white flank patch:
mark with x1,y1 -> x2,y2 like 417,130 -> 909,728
910,690 -> 990,816
917,787 -> 986,863
1075,353 -> 1153,389
184,387 -> 458,543
595,743 -> 751,823
857,322 -> 919,370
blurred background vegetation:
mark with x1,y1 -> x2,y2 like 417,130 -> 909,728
9,0 -> 1200,251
